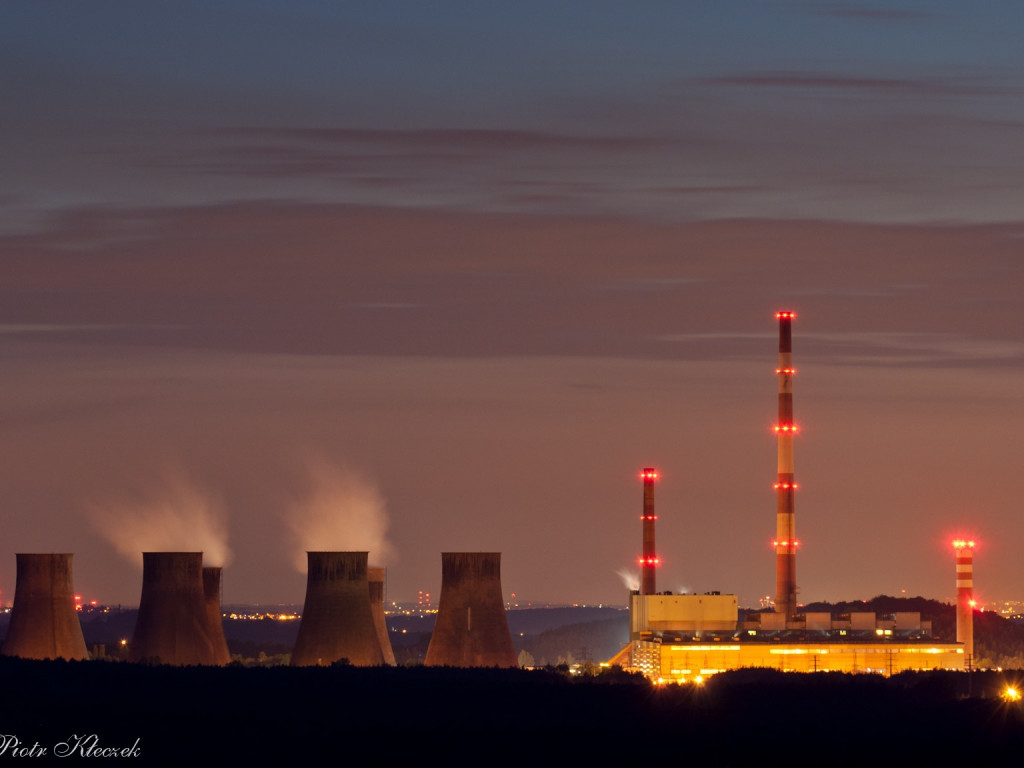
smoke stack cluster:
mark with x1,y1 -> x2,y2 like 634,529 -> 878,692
368,566 -> 396,666
953,540 -> 975,663
129,552 -> 226,666
1,553 -> 89,661
639,468 -> 658,595
425,552 -> 517,668
291,551 -> 385,667
774,311 -> 799,619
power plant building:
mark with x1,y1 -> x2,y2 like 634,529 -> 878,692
1,553 -> 89,661
291,551 -> 385,667
425,552 -> 518,668
202,566 -> 232,666
608,311 -> 967,682
129,552 -> 224,666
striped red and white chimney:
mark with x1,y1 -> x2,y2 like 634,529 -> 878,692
639,468 -> 658,595
953,539 -> 975,664
773,311 -> 798,619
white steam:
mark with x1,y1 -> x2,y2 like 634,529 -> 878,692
89,471 -> 231,568
286,461 -> 395,573
617,568 -> 639,592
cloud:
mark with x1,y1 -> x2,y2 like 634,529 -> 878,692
793,3 -> 940,21
700,72 -> 1000,98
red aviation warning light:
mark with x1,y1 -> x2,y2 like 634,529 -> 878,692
776,311 -> 797,319
640,469 -> 659,481
773,424 -> 800,433
773,482 -> 799,490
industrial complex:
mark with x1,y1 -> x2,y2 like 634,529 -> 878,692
607,312 -> 970,681
0,312 -> 977,677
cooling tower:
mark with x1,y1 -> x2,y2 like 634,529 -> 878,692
774,310 -> 799,619
291,551 -> 385,667
639,468 -> 659,595
424,552 -> 518,668
953,540 -> 975,664
368,566 -> 396,666
129,552 -> 219,666
202,566 -> 232,666
1,553 -> 89,661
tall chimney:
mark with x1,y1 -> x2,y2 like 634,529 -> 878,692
425,552 -> 518,668
640,468 -> 659,595
129,552 -> 219,666
774,310 -> 799,619
291,551 -> 385,667
953,539 -> 975,665
1,553 -> 89,661
202,566 -> 232,666
368,566 -> 396,666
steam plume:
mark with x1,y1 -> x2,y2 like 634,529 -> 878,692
286,461 -> 395,572
89,471 -> 231,568
617,568 -> 639,592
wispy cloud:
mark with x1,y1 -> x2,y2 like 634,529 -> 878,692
701,72 -> 1001,98
793,3 -> 940,21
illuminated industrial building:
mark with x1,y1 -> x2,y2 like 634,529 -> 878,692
608,311 -> 967,682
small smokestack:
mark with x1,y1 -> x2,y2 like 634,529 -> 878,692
774,310 -> 799,619
291,552 -> 385,667
425,552 -> 518,668
202,566 -> 232,666
953,539 -> 975,664
639,468 -> 659,595
129,552 -> 220,666
1,553 -> 89,661
368,566 -> 396,666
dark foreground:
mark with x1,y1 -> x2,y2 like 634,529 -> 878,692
1,659 -> 1022,765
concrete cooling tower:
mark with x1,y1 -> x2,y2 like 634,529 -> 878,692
202,566 -> 232,666
1,553 -> 89,661
129,552 -> 221,666
424,552 -> 518,668
368,566 -> 396,666
291,551 -> 385,667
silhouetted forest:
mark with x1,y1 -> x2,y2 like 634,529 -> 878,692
1,658 -> 1023,764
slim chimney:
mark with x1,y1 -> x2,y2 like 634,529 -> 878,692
774,310 -> 799,619
129,552 -> 219,666
639,468 -> 659,595
368,566 -> 396,666
1,553 -> 89,661
202,566 -> 232,666
291,552 -> 385,667
425,552 -> 518,668
953,539 -> 975,664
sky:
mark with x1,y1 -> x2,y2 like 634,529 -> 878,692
3,1 -> 1024,610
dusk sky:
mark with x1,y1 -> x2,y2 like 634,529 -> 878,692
3,2 -> 1024,610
